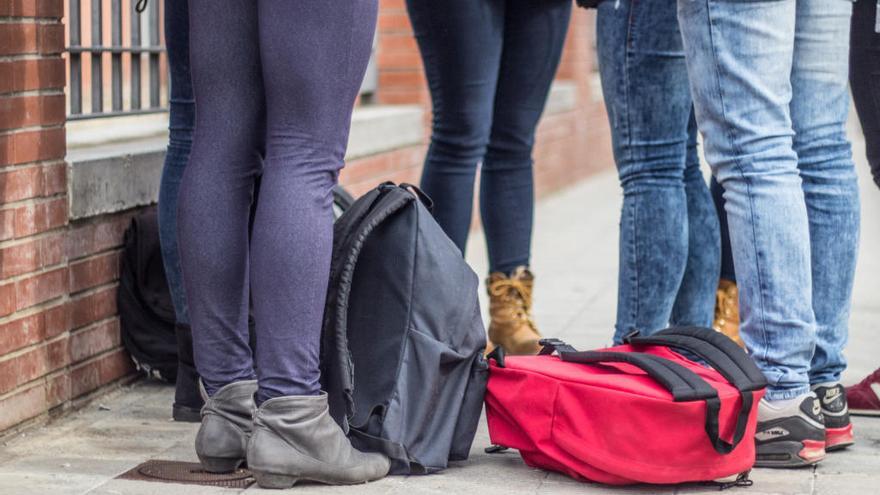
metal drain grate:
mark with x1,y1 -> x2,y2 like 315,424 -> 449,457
117,460 -> 255,488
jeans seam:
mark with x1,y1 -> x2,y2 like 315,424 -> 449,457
629,197 -> 639,330
620,0 -> 636,156
703,0 -> 771,366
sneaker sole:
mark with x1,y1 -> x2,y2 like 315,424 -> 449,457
826,424 -> 854,452
849,408 -> 880,417
755,439 -> 826,468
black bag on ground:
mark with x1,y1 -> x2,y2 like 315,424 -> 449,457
118,208 -> 178,382
322,182 -> 489,475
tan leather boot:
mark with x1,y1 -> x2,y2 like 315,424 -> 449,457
713,279 -> 745,348
486,266 -> 542,355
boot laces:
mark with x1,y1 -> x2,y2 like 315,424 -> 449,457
489,278 -> 537,331
715,285 -> 737,323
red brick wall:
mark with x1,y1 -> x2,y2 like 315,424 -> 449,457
0,0 -> 71,432
0,1 -> 612,435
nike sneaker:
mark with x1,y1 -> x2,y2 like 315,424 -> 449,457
847,367 -> 880,417
754,393 -> 826,468
812,383 -> 854,451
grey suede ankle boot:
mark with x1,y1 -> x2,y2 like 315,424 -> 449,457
195,380 -> 258,473
247,392 -> 390,489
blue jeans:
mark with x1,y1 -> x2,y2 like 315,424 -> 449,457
597,0 -> 721,344
407,0 -> 572,274
158,0 -> 193,326
678,0 -> 860,399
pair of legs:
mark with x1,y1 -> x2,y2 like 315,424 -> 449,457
596,0 -> 720,344
179,0 -> 377,403
406,0 -> 571,274
677,0 -> 860,400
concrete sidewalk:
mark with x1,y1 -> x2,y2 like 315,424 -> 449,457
1,135 -> 878,494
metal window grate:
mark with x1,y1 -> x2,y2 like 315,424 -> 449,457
66,0 -> 167,120
65,0 -> 376,121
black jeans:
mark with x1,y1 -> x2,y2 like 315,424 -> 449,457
406,0 -> 572,274
851,0 -> 880,189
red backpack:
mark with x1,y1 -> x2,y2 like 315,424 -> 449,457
485,327 -> 767,485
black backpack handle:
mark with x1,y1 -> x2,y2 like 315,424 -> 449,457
540,337 -> 753,455
559,351 -> 719,403
626,326 -> 767,454
628,326 -> 767,389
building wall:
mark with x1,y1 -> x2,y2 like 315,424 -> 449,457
0,0 -> 613,435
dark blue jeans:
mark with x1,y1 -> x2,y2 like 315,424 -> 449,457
711,177 -> 736,282
158,0 -> 193,326
851,0 -> 880,190
180,0 -> 377,402
596,0 -> 721,344
407,0 -> 572,274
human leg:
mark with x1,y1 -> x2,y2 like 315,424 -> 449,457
179,0 -> 262,397
677,0 -> 824,467
249,0 -> 378,403
850,0 -> 880,189
407,0 -> 504,253
790,0 -> 859,450
245,1 -> 389,485
671,112 -> 721,328
480,0 -> 571,274
181,0 -> 263,472
597,0 -> 716,343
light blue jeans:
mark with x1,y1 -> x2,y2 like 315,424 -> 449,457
678,0 -> 860,400
596,0 -> 720,344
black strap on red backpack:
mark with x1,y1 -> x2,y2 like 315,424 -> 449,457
625,327 -> 767,454
538,326 -> 767,455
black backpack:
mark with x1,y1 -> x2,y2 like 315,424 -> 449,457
118,208 -> 179,382
322,182 -> 489,475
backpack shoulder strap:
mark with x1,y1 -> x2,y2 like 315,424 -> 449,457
322,184 -> 416,424
626,326 -> 767,455
556,346 -> 750,455
559,351 -> 718,402
626,326 -> 767,391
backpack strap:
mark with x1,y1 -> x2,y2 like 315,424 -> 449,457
627,326 -> 767,389
625,326 -> 767,454
559,351 -> 719,403
322,184 -> 417,425
542,339 -> 749,455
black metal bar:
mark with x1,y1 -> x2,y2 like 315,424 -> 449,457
148,0 -> 160,108
90,0 -> 103,114
130,0 -> 142,110
66,107 -> 167,121
69,0 -> 82,115
111,0 -> 123,111
68,45 -> 164,54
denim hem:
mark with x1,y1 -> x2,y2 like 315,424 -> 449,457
808,373 -> 844,387
763,385 -> 811,402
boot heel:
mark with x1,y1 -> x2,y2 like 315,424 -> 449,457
253,471 -> 299,489
198,456 -> 243,473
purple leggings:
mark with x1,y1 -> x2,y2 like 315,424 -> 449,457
179,0 -> 377,403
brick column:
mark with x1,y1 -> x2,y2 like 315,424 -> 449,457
375,0 -> 428,106
0,0 -> 71,432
